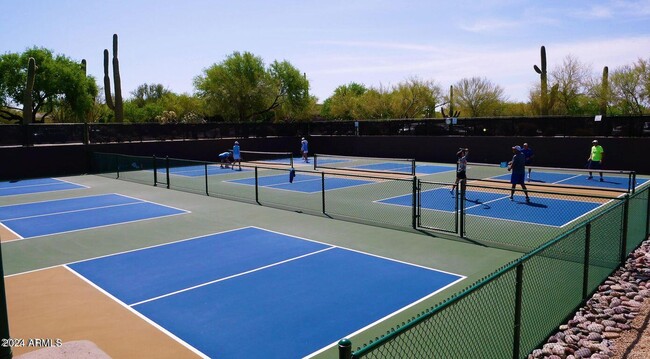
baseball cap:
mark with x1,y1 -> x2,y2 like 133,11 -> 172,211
512,145 -> 522,151
592,140 -> 598,143
234,141 -> 239,144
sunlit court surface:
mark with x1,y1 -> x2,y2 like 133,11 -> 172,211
1,172 -> 519,358
1,156 -> 648,358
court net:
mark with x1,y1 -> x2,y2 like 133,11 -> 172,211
239,150 -> 293,168
313,153 -> 416,176
466,162 -> 637,194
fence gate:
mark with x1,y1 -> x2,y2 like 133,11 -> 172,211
416,179 -> 459,234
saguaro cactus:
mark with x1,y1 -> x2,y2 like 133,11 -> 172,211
600,66 -> 609,116
22,57 -> 36,125
441,85 -> 460,118
533,46 -> 558,115
103,34 -> 124,122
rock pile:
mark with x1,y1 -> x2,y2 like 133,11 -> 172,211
529,239 -> 650,359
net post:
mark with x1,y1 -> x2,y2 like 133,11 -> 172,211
459,180 -> 466,237
582,222 -> 592,300
165,156 -> 170,189
338,338 -> 352,359
153,155 -> 158,186
412,176 -> 417,229
255,167 -> 260,205
410,159 -> 416,176
321,172 -> 326,214
0,237 -> 14,359
204,163 -> 209,196
115,154 -> 120,179
313,154 -> 317,170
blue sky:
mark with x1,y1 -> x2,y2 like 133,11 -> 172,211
2,0 -> 649,103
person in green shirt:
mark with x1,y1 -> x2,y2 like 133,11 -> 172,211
587,140 -> 604,182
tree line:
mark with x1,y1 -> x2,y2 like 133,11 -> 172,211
1,43 -> 649,125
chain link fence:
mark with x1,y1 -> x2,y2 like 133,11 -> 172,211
91,152 -> 649,358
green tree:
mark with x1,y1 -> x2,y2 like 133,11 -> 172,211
550,55 -> 592,115
358,85 -> 393,119
0,47 -> 97,123
124,85 -> 206,123
390,77 -> 442,118
610,62 -> 648,115
321,83 -> 367,120
193,51 -> 310,122
454,77 -> 505,117
131,83 -> 170,108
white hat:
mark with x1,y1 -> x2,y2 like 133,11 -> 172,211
512,145 -> 522,151
302,137 -> 305,140
234,141 -> 239,144
592,140 -> 598,143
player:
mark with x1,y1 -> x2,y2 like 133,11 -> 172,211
300,137 -> 309,163
521,142 -> 534,181
587,140 -> 604,182
508,145 -> 530,202
218,150 -> 231,169
232,141 -> 242,171
450,148 -> 469,194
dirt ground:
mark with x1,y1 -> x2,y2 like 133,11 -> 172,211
611,293 -> 650,359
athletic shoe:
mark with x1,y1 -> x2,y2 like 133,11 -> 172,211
600,178 -> 604,182
526,197 -> 531,203
509,196 -> 513,201
587,176 -> 593,180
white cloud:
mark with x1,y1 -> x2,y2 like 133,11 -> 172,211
303,35 -> 650,102
571,0 -> 650,19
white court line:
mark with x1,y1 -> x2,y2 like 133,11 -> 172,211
42,226 -> 466,359
64,266 -> 210,359
129,247 -> 336,307
1,193 -> 190,241
2,202 -> 143,222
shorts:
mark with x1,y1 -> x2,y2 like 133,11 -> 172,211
456,170 -> 466,180
510,173 -> 525,185
588,160 -> 602,170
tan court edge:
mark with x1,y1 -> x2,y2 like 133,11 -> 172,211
6,266 -> 200,358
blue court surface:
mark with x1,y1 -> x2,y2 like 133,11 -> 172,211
416,165 -> 456,175
67,227 -> 464,359
165,164 -> 251,177
348,163 -> 453,175
0,178 -> 87,196
379,188 -> 605,227
226,173 -> 375,193
0,193 -> 188,239
353,162 -> 415,173
491,172 -> 648,191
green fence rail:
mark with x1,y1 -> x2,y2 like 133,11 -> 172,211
91,152 -> 650,358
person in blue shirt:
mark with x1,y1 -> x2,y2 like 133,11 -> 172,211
300,137 -> 309,163
232,141 -> 242,171
508,146 -> 531,202
521,142 -> 534,181
218,151 -> 231,169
